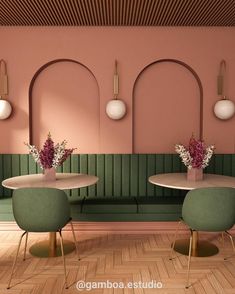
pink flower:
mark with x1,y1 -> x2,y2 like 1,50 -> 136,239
175,135 -> 215,169
26,133 -> 76,170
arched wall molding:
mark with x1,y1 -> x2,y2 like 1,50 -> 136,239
28,58 -> 100,145
132,58 -> 203,153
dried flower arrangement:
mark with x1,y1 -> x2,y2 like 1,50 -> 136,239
25,133 -> 76,170
175,135 -> 215,169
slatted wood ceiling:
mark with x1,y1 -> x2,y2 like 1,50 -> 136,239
0,0 -> 235,26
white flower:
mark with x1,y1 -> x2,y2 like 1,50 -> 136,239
175,144 -> 193,168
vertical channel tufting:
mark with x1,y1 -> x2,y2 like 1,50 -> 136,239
71,154 -> 80,197
3,155 -> 11,197
215,154 -> 223,175
223,154 -> 232,176
138,154 -> 147,196
88,154 -> 96,196
147,155 -> 155,197
11,155 -> 20,177
96,154 -> 105,197
80,154 -> 88,196
130,154 -> 138,196
0,155 -> 3,197
113,154 -> 121,197
122,154 -> 130,196
28,155 -> 37,175
105,154 -> 113,196
0,154 -> 235,198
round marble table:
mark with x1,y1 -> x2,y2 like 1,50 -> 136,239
149,173 -> 235,257
149,173 -> 235,190
2,173 -> 98,258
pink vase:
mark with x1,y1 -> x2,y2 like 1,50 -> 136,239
43,167 -> 56,181
187,167 -> 203,181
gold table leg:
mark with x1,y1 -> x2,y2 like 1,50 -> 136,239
29,232 -> 75,258
173,231 -> 219,257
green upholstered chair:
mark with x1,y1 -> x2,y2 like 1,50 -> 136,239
170,187 -> 235,288
7,187 -> 79,289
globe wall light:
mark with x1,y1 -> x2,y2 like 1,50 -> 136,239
214,60 -> 235,120
0,60 -> 12,120
106,60 -> 126,120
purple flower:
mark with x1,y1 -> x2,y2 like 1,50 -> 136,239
39,133 -> 55,169
26,133 -> 76,170
175,135 -> 215,169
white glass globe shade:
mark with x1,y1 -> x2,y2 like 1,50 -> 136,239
106,99 -> 126,120
214,99 -> 235,120
0,100 -> 12,120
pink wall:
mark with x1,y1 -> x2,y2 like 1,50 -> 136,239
0,27 -> 235,154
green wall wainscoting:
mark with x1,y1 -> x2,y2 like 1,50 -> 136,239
0,154 -> 235,221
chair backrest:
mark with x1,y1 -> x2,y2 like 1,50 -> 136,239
182,187 -> 235,232
12,188 -> 71,232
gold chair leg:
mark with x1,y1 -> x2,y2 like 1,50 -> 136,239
186,230 -> 193,289
23,232 -> 28,261
224,231 -> 235,260
70,221 -> 80,261
169,219 -> 182,260
7,231 -> 27,289
58,230 -> 68,289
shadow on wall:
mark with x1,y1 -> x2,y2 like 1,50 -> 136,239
29,59 -> 100,153
132,59 -> 203,153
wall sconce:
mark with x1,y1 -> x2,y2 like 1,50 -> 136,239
0,60 -> 12,120
214,60 -> 235,120
106,60 -> 126,120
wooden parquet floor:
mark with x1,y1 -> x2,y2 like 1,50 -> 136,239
0,231 -> 235,294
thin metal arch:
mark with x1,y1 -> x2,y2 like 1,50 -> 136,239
28,58 -> 100,145
132,58 -> 203,153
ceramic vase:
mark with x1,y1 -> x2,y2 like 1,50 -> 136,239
43,167 -> 56,181
187,167 -> 203,181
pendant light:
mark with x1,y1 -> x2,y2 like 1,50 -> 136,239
106,60 -> 126,120
0,60 -> 12,120
214,60 -> 235,120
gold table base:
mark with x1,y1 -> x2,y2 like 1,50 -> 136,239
29,240 -> 75,258
173,238 -> 219,257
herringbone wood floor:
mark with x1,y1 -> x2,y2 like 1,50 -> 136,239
0,231 -> 235,294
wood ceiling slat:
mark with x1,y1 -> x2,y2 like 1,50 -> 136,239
87,0 -> 97,25
94,0 -> 103,25
61,0 -> 76,26
128,0 -> 136,26
78,0 -> 90,26
159,0 -> 173,26
148,0 -> 161,26
73,0 -> 86,25
152,0 -> 169,26
145,0 -> 154,25
0,4 -> 17,25
69,0 -> 82,25
170,0 -> 187,26
0,0 -> 234,26
16,0 -> 35,25
48,0 -> 64,25
1,0 -> 25,25
186,0 -> 207,26
201,1 -> 220,26
213,2 -> 234,26
179,0 -> 197,26
160,0 -> 175,25
55,0 -> 70,25
32,1 -> 55,26
138,0 -> 149,26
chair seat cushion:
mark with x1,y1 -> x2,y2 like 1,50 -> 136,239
137,197 -> 184,213
82,197 -> 138,213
